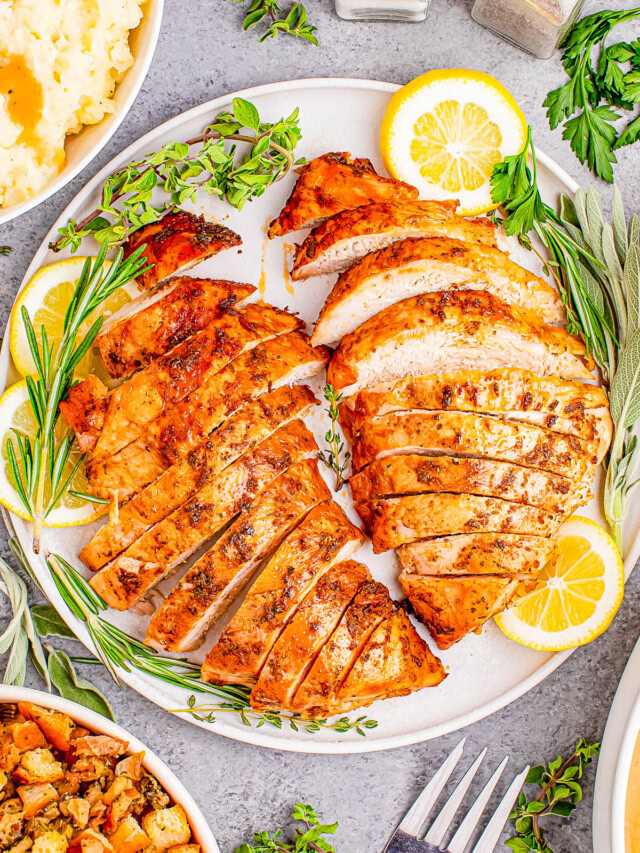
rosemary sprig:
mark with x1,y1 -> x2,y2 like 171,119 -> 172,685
0,246 -> 11,256
317,384 -> 351,491
5,244 -> 147,553
234,0 -> 319,44
45,552 -> 377,736
51,98 -> 303,253
506,738 -> 600,853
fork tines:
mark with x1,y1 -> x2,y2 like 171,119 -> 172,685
385,739 -> 529,853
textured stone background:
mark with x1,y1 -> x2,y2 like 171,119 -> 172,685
1,1 -> 640,850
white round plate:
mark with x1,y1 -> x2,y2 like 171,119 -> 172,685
4,78 -> 640,754
0,0 -> 164,226
593,635 -> 640,853
0,684 -> 220,853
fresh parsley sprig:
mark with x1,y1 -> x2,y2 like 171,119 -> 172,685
544,8 -> 640,181
506,738 -> 600,853
44,551 -> 377,736
52,98 -> 303,253
317,384 -> 351,491
233,0 -> 318,44
236,803 -> 337,853
6,244 -> 148,553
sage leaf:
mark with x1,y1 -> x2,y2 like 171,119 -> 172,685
24,608 -> 50,690
4,628 -> 28,686
47,648 -> 115,720
610,327 -> 640,428
31,603 -> 76,639
603,222 -> 624,282
612,185 -> 628,265
625,242 -> 640,334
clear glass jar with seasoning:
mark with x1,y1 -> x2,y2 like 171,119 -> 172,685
471,0 -> 586,59
335,0 -> 431,22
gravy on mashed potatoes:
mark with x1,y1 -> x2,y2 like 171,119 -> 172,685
0,0 -> 144,208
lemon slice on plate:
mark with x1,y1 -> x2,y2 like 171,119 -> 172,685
380,69 -> 527,215
10,257 -> 137,383
0,380 -> 106,527
495,516 -> 624,652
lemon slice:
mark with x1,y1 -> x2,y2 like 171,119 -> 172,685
10,257 -> 137,383
380,69 -> 527,215
495,516 -> 624,652
0,380 -> 106,527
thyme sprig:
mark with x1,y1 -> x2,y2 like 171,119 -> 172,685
234,0 -> 318,44
52,98 -> 303,253
491,130 -> 640,552
317,384 -> 350,491
506,738 -> 600,853
6,244 -> 147,553
45,552 -> 377,736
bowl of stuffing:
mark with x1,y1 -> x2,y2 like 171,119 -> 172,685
0,686 -> 220,853
0,0 -> 164,225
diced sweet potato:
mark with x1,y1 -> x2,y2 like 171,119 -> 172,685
10,723 -> 47,752
71,737 -> 128,758
108,817 -> 151,853
17,783 -> 59,818
103,778 -> 131,806
18,705 -> 75,752
0,770 -> 7,791
32,830 -> 68,853
14,750 -> 64,784
141,806 -> 190,850
168,845 -> 200,853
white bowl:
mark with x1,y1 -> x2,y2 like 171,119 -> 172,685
0,0 -> 164,226
0,684 -> 220,853
612,685 -> 640,852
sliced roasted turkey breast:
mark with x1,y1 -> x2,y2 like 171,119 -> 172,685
292,200 -> 497,280
268,152 -> 418,237
340,368 -> 612,461
327,291 -> 593,398
80,385 -> 318,572
312,235 -> 564,344
201,502 -> 364,687
396,533 -> 556,578
357,493 -> 559,552
145,460 -> 331,652
351,410 -> 599,480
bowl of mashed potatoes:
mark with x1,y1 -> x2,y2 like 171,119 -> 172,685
0,0 -> 164,225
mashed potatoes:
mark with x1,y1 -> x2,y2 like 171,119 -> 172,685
0,0 -> 144,208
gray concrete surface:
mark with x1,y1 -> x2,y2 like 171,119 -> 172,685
1,1 -> 640,850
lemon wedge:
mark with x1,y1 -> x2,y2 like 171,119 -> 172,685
495,516 -> 624,652
10,257 -> 137,383
380,69 -> 527,215
0,380 -> 106,527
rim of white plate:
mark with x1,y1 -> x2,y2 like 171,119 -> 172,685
0,684 -> 220,853
0,0 -> 164,227
5,78 -> 640,755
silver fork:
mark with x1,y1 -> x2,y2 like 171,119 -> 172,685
384,738 -> 530,853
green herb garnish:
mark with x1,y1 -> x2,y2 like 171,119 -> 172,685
236,803 -> 337,853
317,384 -> 351,491
0,246 -> 12,256
233,0 -> 318,44
491,132 -> 640,552
5,244 -> 147,553
543,8 -> 640,181
506,738 -> 600,853
52,98 -> 303,253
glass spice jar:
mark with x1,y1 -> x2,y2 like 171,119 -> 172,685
335,0 -> 431,22
471,0 -> 586,59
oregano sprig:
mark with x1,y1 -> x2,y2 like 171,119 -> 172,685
506,738 -> 600,853
51,98 -> 303,253
233,0 -> 319,44
236,803 -> 337,853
